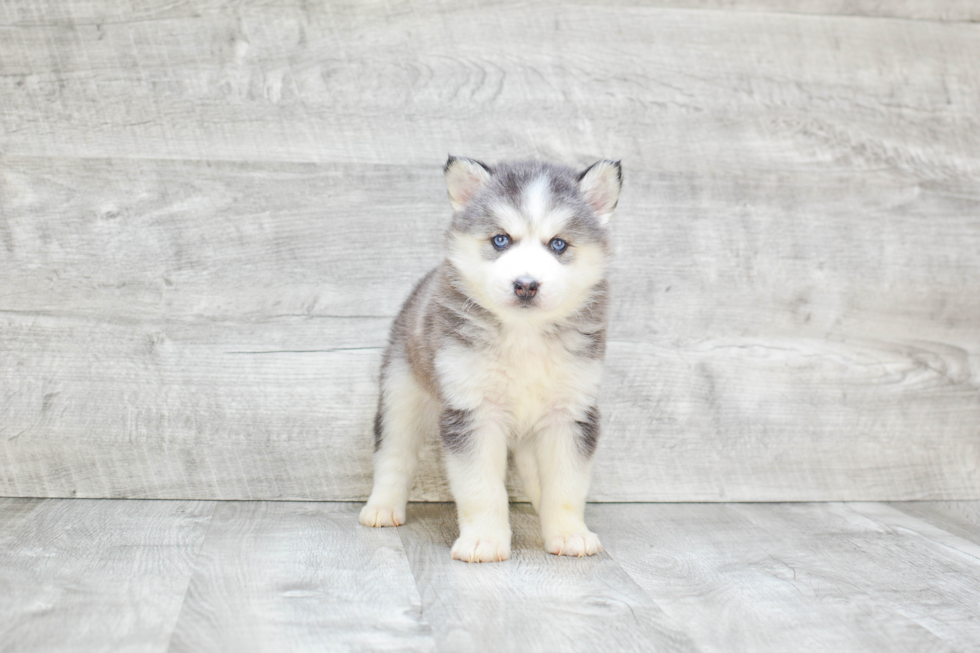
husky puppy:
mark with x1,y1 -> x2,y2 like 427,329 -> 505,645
360,156 -> 622,563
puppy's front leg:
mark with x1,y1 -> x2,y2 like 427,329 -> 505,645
442,408 -> 512,563
536,407 -> 602,557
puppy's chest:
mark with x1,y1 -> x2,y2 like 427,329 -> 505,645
443,328 -> 601,424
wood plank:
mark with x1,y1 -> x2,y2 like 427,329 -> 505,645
589,502 -> 980,652
1,3 -> 978,168
395,502 -> 697,652
3,157 -> 979,330
2,308 -> 977,501
0,498 -> 214,653
2,0 -> 978,26
167,501 -> 434,653
738,502 -> 980,652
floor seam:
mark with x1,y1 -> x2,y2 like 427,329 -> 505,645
395,504 -> 442,652
161,500 -> 220,653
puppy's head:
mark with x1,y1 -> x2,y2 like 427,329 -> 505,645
443,156 -> 621,323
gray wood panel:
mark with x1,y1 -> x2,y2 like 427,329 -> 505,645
4,0 -> 979,26
0,498 -> 213,653
2,2 -> 979,167
3,308 -> 978,501
396,502 -> 697,653
168,501 -> 433,653
589,502 -> 980,652
2,0 -> 979,501
2,156 -> 978,501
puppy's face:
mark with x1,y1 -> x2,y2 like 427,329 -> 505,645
444,158 -> 621,323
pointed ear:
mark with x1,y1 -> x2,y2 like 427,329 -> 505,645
444,155 -> 492,212
578,160 -> 622,224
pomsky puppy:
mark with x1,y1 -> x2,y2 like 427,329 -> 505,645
360,156 -> 622,562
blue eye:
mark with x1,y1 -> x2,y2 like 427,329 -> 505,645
550,238 -> 567,253
492,234 -> 510,249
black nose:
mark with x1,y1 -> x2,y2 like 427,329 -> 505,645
514,277 -> 539,299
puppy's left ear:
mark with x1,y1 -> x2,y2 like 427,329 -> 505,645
445,155 -> 492,212
578,160 -> 622,224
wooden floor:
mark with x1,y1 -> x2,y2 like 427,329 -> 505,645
1,499 -> 978,652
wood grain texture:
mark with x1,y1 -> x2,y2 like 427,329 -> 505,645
167,501 -> 433,653
2,1 -> 979,167
742,502 -> 980,652
589,502 -> 980,652
396,502 -> 697,653
2,157 -> 978,501
888,500 -> 980,547
0,498 -> 214,653
4,0 -> 979,25
3,308 -> 978,502
3,499 -> 979,652
2,1 -> 979,501
619,0 -> 980,21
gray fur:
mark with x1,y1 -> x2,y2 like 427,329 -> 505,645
450,160 -> 613,248
440,408 -> 473,454
372,398 -> 385,452
575,406 -> 601,459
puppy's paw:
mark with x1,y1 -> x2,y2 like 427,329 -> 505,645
451,533 -> 511,563
545,531 -> 602,557
359,504 -> 405,528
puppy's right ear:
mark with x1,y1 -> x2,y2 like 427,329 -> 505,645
445,155 -> 492,212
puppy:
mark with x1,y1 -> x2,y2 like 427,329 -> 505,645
360,156 -> 622,562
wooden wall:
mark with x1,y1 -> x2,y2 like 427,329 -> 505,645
2,0 -> 978,501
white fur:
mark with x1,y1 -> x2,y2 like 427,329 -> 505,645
360,358 -> 438,527
524,175 -> 551,223
431,323 -> 604,561
447,209 -> 607,326
436,329 -> 602,434
445,412 -> 511,562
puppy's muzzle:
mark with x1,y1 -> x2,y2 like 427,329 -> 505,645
513,277 -> 539,300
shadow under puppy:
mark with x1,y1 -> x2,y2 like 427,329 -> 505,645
361,156 -> 622,562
